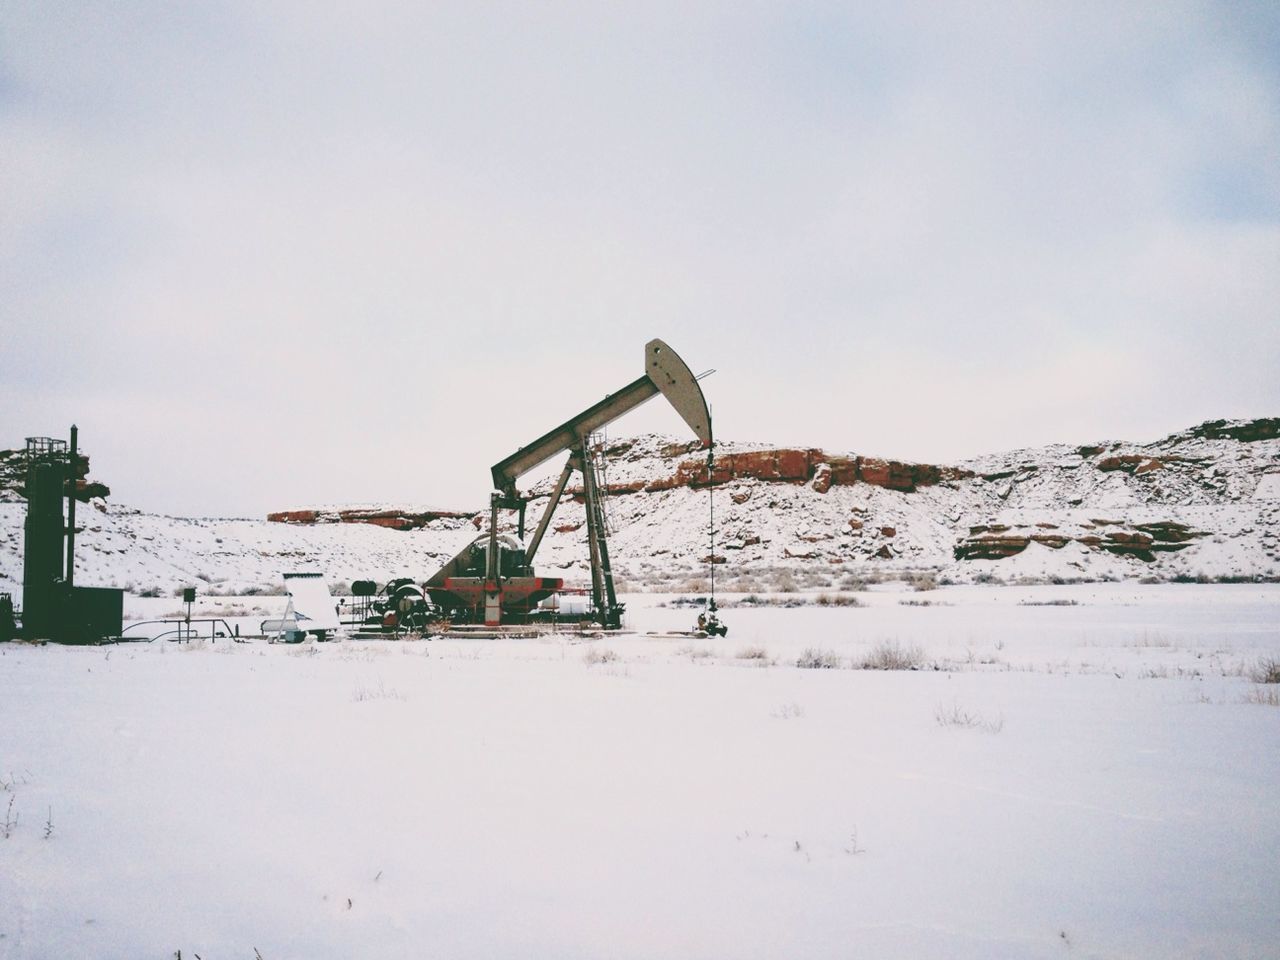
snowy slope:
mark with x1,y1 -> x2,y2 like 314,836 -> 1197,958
0,503 -> 477,600
1,419 -> 1277,599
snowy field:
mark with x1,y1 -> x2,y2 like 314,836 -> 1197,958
2,583 -> 1279,959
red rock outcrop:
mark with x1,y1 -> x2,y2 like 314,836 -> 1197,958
811,463 -> 833,494
267,507 -> 471,529
1097,454 -> 1143,472
73,480 -> 110,501
1188,418 -> 1280,443
1134,522 -> 1196,543
652,448 -> 971,494
954,521 -> 1206,563
828,456 -> 859,485
1098,454 -> 1163,474
268,509 -> 321,524
954,536 -> 1031,560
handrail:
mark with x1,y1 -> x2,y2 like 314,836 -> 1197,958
118,618 -> 248,643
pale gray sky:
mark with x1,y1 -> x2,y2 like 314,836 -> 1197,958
2,1 -> 1277,516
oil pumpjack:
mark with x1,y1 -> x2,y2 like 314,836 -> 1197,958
426,339 -> 713,628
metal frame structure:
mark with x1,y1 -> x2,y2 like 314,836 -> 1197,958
427,339 -> 713,628
17,427 -> 124,643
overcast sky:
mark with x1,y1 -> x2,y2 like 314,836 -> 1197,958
2,1 -> 1277,517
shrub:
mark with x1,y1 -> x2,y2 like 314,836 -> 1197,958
813,593 -> 864,607
796,648 -> 843,669
934,700 -> 1004,733
351,677 -> 405,702
1251,657 -> 1280,684
736,646 -> 770,660
583,647 -> 620,666
859,640 -> 924,670
908,571 -> 938,592
770,702 -> 805,719
732,594 -> 804,608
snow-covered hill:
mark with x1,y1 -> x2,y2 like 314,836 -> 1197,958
1,419 -> 1277,599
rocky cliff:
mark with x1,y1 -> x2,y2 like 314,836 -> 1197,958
505,421 -> 1279,583
265,417 -> 1280,585
266,505 -> 472,531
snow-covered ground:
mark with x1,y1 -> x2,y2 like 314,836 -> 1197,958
3,583 -> 1278,958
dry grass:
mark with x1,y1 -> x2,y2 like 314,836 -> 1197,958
934,700 -> 1004,733
796,648 -> 843,669
858,640 -> 924,671
1250,657 -> 1280,684
815,593 -> 864,607
770,702 -> 806,719
351,677 -> 405,702
1243,686 -> 1280,706
907,571 -> 938,592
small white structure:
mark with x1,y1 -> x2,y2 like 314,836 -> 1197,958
261,572 -> 341,641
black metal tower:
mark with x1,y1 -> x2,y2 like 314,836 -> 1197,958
22,436 -> 69,639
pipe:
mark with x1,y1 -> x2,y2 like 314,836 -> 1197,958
66,424 -> 77,586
